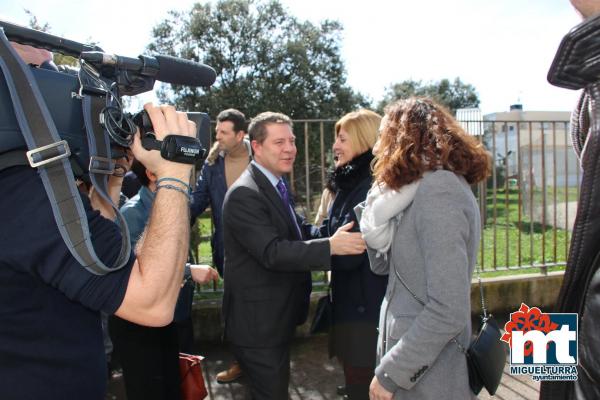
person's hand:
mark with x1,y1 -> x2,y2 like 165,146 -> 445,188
89,150 -> 134,218
112,148 -> 134,179
329,221 -> 366,255
130,103 -> 196,179
10,42 -> 52,66
107,149 -> 133,192
369,376 -> 393,400
189,264 -> 220,284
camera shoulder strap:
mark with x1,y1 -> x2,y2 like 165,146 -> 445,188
0,27 -> 130,275
82,94 -> 132,270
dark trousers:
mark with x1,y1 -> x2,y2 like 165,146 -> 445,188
110,316 -> 181,400
343,363 -> 373,400
173,279 -> 195,353
231,343 -> 291,400
176,317 -> 195,353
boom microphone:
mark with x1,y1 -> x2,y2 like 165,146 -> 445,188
80,51 -> 217,88
155,55 -> 216,87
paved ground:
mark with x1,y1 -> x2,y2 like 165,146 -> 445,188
482,368 -> 541,400
107,332 -> 540,400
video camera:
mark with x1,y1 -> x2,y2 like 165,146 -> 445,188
0,20 -> 216,178
0,21 -> 217,275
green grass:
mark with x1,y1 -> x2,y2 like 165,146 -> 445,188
479,187 -> 572,273
538,186 -> 579,203
191,216 -> 212,264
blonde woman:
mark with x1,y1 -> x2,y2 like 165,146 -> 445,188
315,109 -> 388,399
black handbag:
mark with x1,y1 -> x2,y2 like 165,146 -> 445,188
310,288 -> 332,334
462,266 -> 507,396
391,260 -> 507,396
464,313 -> 506,395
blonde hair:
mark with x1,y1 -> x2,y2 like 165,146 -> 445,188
205,141 -> 221,165
335,109 -> 381,155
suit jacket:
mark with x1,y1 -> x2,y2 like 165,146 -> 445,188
190,141 -> 251,275
222,164 -> 331,347
367,171 -> 478,399
190,154 -> 228,274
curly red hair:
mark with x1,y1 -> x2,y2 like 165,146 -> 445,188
373,97 -> 491,190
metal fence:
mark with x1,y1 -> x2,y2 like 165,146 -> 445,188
466,120 -> 579,274
195,118 -> 580,292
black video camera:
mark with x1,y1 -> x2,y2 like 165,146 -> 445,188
134,110 -> 208,165
0,20 -> 215,177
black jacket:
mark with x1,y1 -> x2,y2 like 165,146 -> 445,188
222,164 -> 330,347
321,151 -> 388,366
542,14 -> 600,400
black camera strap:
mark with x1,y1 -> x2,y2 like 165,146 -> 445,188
0,28 -> 131,275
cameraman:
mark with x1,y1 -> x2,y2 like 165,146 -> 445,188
0,78 -> 197,400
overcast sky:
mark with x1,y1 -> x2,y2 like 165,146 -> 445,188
0,0 -> 584,114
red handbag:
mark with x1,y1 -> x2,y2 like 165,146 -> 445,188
179,353 -> 208,400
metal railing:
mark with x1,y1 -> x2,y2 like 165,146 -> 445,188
195,119 -> 579,294
468,120 -> 578,274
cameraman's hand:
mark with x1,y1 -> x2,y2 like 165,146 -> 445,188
329,221 -> 367,255
11,42 -> 52,66
89,150 -> 133,219
131,103 -> 196,180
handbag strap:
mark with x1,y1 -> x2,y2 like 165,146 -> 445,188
390,258 -> 425,307
390,255 -> 469,355
474,262 -> 488,319
385,210 -> 490,355
391,250 -> 488,320
390,248 -> 483,357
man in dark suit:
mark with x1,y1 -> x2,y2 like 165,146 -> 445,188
222,111 -> 366,399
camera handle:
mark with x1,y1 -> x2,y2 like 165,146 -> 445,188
0,28 -> 131,275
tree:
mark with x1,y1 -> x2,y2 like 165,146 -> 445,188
147,0 -> 368,119
377,77 -> 480,114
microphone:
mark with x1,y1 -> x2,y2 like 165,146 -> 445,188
80,51 -> 217,88
154,55 -> 216,87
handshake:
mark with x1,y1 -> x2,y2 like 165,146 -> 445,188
328,221 -> 366,256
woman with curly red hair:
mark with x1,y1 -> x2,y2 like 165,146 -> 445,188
356,97 -> 490,400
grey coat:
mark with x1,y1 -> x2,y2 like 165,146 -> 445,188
367,170 -> 480,400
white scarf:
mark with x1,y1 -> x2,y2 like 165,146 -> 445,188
355,176 -> 423,257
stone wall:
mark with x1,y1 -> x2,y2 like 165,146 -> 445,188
191,271 -> 564,342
